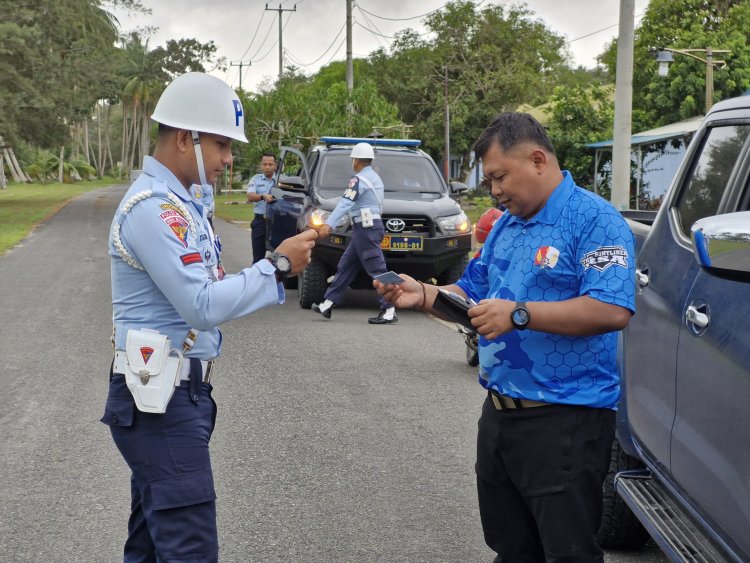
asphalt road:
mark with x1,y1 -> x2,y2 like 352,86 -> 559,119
0,184 -> 667,562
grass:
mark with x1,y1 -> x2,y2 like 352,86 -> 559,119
213,190 -> 254,225
0,178 -> 120,256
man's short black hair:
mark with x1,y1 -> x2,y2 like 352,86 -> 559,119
474,112 -> 555,159
157,123 -> 178,137
261,152 -> 276,161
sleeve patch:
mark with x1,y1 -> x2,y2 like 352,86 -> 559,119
180,252 -> 202,266
160,210 -> 190,247
343,177 -> 360,201
580,246 -> 628,271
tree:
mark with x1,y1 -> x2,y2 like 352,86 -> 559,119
362,1 -> 572,173
600,0 -> 750,128
235,64 -> 400,179
547,84 -> 615,190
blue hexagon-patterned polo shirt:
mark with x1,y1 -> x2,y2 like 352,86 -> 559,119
456,171 -> 636,409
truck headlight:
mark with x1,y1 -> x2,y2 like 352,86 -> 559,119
309,208 -> 331,228
438,212 -> 470,234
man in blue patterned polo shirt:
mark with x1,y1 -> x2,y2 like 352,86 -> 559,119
375,112 -> 635,562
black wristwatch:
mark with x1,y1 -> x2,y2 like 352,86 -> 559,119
510,301 -> 530,330
265,251 -> 292,282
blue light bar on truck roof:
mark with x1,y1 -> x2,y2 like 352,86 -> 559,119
320,136 -> 421,148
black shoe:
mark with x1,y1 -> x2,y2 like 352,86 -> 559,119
312,303 -> 332,319
368,309 -> 398,325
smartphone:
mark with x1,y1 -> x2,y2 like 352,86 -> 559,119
374,271 -> 406,285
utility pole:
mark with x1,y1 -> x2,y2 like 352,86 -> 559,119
265,3 -> 296,80
444,65 -> 450,182
346,0 -> 353,92
230,60 -> 251,91
611,0 -> 634,210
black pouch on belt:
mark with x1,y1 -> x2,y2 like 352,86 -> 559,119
189,357 -> 201,405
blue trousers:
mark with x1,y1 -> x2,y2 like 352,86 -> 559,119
251,214 -> 266,264
324,220 -> 388,309
102,366 -> 218,562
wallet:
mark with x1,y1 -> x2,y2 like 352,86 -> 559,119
432,289 -> 476,331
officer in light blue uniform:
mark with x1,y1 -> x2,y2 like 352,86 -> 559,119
312,142 -> 397,324
101,72 -> 316,563
246,152 -> 277,263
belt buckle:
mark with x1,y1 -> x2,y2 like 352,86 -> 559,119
204,360 -> 216,383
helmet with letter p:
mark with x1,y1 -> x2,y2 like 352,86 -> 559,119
151,72 -> 248,143
350,142 -> 375,160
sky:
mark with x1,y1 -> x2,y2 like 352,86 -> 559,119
111,0 -> 651,92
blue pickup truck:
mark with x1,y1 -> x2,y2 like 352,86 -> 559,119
597,96 -> 750,561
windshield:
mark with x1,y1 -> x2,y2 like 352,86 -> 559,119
316,152 -> 445,197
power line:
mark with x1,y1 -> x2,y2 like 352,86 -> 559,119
251,12 -> 293,65
286,21 -> 347,67
354,20 -> 432,40
568,12 -> 644,43
230,60 -> 252,90
265,3 -> 297,78
356,2 -> 450,22
248,16 -> 277,61
237,11 -> 266,60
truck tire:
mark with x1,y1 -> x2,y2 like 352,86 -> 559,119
298,258 -> 328,309
597,439 -> 651,550
438,253 -> 470,285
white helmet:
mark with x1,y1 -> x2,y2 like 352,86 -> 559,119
151,72 -> 248,143
350,142 -> 375,159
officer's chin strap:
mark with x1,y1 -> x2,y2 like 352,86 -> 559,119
191,131 -> 209,188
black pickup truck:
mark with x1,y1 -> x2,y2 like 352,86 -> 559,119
265,137 -> 473,308
598,96 -> 750,561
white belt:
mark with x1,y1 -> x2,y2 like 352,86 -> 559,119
352,214 -> 381,223
113,350 -> 213,382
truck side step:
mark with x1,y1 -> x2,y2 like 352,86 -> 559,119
615,470 -> 734,562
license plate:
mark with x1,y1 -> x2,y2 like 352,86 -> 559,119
330,235 -> 344,245
381,235 -> 423,251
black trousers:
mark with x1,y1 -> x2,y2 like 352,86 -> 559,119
251,214 -> 266,264
475,395 -> 615,563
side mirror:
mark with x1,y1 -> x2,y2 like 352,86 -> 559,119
691,211 -> 750,274
450,181 -> 469,195
277,174 -> 307,192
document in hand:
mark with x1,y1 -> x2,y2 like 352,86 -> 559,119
432,289 -> 476,332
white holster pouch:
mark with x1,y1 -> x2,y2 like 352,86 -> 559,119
360,207 -> 374,228
124,328 -> 183,414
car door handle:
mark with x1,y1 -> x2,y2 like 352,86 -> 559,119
686,305 -> 709,329
636,267 -> 649,288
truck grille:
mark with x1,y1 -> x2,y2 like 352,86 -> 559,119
382,215 -> 434,235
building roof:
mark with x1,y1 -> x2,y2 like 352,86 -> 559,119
586,115 -> 704,149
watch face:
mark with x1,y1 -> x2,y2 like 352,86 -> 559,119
276,255 -> 291,273
512,307 -> 529,327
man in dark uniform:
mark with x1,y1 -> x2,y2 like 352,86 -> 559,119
312,142 -> 397,324
246,152 -> 277,263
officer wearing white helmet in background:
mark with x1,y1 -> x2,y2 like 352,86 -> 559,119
101,72 -> 317,562
312,141 -> 397,324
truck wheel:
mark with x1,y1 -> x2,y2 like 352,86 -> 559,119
597,439 -> 651,550
466,345 -> 479,367
439,253 -> 470,285
299,258 -> 328,309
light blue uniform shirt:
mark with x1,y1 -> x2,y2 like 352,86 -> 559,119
246,173 -> 275,216
326,165 -> 384,228
109,156 -> 284,360
191,183 -> 215,218
456,171 -> 636,409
